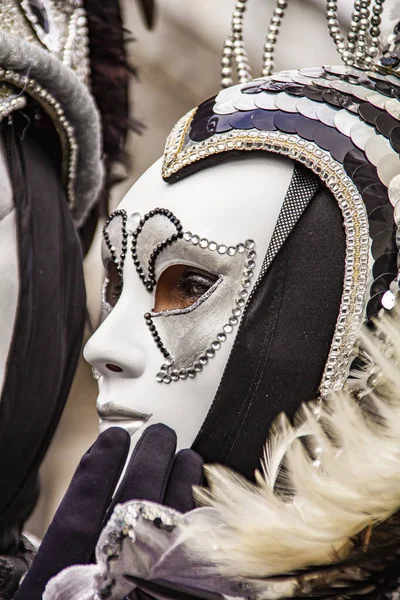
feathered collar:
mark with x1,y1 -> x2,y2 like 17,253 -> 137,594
44,310 -> 400,600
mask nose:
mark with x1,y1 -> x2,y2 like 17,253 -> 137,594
84,307 -> 146,379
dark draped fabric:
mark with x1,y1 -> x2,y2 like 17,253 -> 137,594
193,181 -> 346,480
0,121 -> 86,551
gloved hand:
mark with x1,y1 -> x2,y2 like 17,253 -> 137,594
14,424 -> 203,600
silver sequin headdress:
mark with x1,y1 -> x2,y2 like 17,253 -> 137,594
0,0 -> 103,226
162,0 -> 400,398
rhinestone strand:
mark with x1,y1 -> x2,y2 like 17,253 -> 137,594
221,0 -> 252,88
262,0 -> 289,77
102,209 -> 128,278
131,208 -> 184,293
327,0 -> 385,67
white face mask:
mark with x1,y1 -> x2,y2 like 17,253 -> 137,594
0,137 -> 19,398
84,155 -> 295,450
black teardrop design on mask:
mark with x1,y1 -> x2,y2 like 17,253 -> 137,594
131,208 -> 184,293
27,0 -> 49,33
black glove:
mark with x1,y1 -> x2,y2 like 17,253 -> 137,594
15,424 -> 203,600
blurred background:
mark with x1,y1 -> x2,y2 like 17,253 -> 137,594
27,0 -> 399,538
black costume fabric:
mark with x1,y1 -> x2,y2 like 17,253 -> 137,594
193,173 -> 346,480
0,120 -> 86,565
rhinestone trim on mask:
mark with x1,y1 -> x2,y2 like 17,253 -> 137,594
131,208 -> 184,293
162,120 -> 370,397
103,209 -> 128,278
152,236 -> 256,384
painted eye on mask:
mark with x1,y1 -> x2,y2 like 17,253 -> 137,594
154,265 -> 218,312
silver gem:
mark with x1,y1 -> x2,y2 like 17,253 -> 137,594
156,372 -> 163,383
245,239 -> 255,249
208,241 -> 217,251
206,348 -> 216,358
224,324 -> 233,334
236,243 -> 245,253
163,374 -> 172,384
91,367 -> 101,380
200,238 -> 208,248
127,212 -> 142,234
389,174 -> 400,207
183,232 -> 192,241
227,246 -> 237,256
191,235 -> 200,245
217,244 -> 228,254
217,332 -> 227,342
229,317 -> 239,326
382,290 -> 396,310
212,340 -> 221,350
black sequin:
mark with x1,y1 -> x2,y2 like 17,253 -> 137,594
313,125 -> 354,163
362,182 -> 390,213
294,115 -> 315,141
250,110 -> 278,131
358,102 -> 384,126
322,90 -> 346,108
228,111 -> 255,130
370,272 -> 396,297
390,126 -> 400,152
375,113 -> 398,137
302,86 -> 325,102
371,228 -> 397,258
274,111 -> 299,133
343,148 -> 368,179
352,164 -> 380,194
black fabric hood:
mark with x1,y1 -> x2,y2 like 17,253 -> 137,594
0,121 -> 86,548
187,159 -> 346,480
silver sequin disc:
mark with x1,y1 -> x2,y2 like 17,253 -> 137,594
274,92 -> 298,113
365,135 -> 392,167
254,92 -> 278,110
389,174 -> 400,207
377,153 -> 400,187
296,96 -> 319,120
385,98 -> 400,120
365,91 -> 387,109
233,94 -> 257,111
394,199 -> 400,225
334,110 -> 360,137
316,104 -> 338,127
350,122 -> 375,151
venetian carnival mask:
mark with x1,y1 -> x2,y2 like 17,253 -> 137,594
85,0 -> 400,479
84,154 -> 302,450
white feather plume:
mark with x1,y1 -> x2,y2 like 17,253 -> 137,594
188,309 -> 400,580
